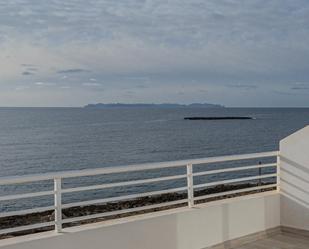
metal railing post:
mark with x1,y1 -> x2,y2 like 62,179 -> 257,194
187,164 -> 194,208
54,177 -> 62,233
258,161 -> 262,186
276,154 -> 281,192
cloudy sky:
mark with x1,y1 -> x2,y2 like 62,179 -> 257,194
0,0 -> 309,107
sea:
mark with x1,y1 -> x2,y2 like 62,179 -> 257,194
0,107 -> 308,211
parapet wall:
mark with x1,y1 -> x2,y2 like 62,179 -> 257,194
280,125 -> 309,231
0,193 -> 279,249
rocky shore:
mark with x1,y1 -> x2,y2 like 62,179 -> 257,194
0,182 -> 275,239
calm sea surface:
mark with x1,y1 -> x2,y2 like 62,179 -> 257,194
0,107 -> 308,211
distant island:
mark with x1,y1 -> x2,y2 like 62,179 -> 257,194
84,103 -> 224,109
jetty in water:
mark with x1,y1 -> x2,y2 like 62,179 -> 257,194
184,117 -> 254,120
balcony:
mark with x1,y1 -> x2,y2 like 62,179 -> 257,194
0,125 -> 308,249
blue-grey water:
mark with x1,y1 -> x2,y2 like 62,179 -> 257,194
0,107 -> 308,211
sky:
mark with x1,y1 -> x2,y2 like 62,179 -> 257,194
0,0 -> 309,107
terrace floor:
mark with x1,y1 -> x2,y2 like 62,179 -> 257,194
237,232 -> 309,249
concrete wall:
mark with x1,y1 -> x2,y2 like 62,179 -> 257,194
0,193 -> 280,249
280,125 -> 309,231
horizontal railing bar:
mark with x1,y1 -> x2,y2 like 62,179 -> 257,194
62,187 -> 188,209
0,222 -> 55,235
62,174 -> 187,194
0,151 -> 278,185
194,173 -> 277,189
193,163 -> 277,177
194,184 -> 278,201
62,199 -> 187,224
0,191 -> 55,202
0,206 -> 55,218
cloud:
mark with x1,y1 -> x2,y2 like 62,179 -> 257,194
34,82 -> 54,87
290,82 -> 309,90
2,0 -> 309,83
21,64 -> 36,67
27,67 -> 38,72
1,0 -> 309,106
57,69 -> 91,74
272,90 -> 293,96
15,86 -> 30,91
291,86 -> 309,90
35,82 -> 45,85
225,84 -> 258,90
22,71 -> 34,76
135,84 -> 149,89
82,82 -> 101,87
198,89 -> 208,93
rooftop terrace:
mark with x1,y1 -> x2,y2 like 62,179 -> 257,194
222,231 -> 309,249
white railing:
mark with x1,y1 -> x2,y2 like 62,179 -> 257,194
0,151 -> 280,236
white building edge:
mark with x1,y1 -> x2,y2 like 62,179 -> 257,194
0,125 -> 308,249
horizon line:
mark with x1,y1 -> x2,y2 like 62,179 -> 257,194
0,106 -> 309,109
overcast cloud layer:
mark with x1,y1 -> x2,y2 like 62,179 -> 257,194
0,0 -> 309,107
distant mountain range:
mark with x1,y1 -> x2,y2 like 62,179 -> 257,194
84,103 -> 225,109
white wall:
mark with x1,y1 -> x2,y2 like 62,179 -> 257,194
0,193 -> 280,249
176,193 -> 279,249
280,125 -> 309,231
